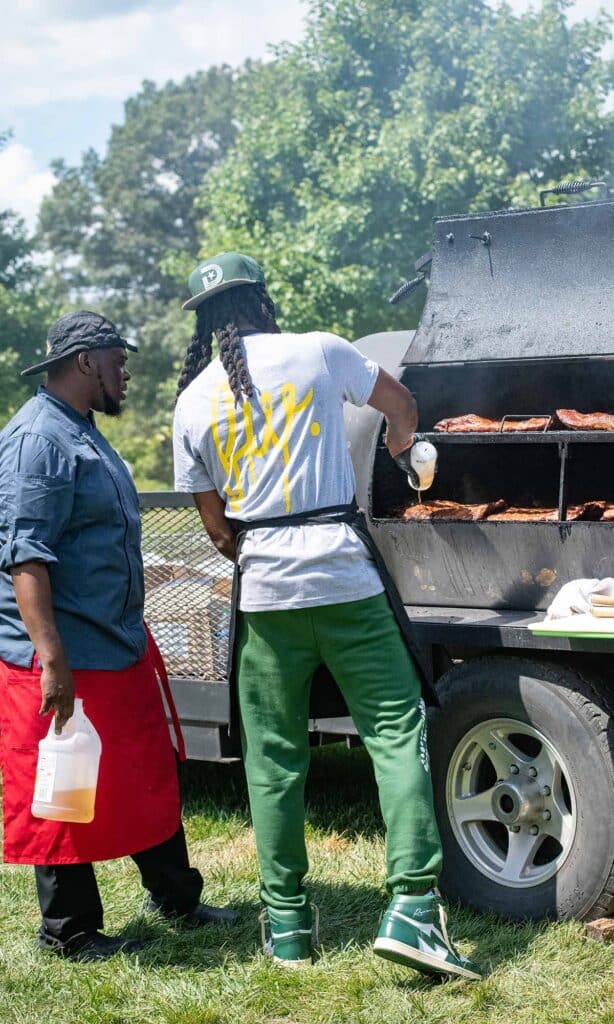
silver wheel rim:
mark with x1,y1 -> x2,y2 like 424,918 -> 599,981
446,717 -> 577,888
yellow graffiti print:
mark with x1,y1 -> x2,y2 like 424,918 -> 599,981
211,381 -> 316,513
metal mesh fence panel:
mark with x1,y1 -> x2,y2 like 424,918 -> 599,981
141,503 -> 232,681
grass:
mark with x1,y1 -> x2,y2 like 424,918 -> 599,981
1,745 -> 613,1024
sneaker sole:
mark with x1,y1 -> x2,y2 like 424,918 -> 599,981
272,955 -> 312,969
373,938 -> 481,981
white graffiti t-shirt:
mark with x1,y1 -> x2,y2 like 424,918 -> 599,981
173,331 -> 384,611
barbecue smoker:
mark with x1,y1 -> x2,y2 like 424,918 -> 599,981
140,186 -> 613,926
344,189 -> 614,924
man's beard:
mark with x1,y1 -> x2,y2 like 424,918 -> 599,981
97,372 -> 122,416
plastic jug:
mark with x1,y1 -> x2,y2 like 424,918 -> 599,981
31,698 -> 102,823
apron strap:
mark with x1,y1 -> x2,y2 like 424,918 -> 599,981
144,622 -> 187,762
232,500 -> 358,535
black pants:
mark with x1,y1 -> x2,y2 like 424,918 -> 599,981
35,825 -> 203,944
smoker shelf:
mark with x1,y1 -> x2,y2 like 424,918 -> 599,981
419,431 -> 614,444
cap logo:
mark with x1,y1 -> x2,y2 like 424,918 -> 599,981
201,263 -> 224,291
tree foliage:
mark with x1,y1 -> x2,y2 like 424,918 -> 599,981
38,67 -> 239,306
35,67 -> 241,481
194,0 -> 614,338
0,135 -> 57,422
12,0 -> 613,487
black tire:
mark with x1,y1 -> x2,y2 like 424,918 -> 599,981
429,656 -> 614,921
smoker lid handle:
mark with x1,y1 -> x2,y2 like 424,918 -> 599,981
539,179 -> 608,207
388,274 -> 426,306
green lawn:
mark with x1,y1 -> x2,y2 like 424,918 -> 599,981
1,746 -> 613,1024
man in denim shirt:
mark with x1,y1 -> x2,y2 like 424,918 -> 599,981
0,311 -> 236,962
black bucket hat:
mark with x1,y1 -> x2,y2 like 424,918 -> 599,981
21,310 -> 138,378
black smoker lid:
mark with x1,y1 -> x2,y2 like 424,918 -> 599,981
402,199 -> 614,366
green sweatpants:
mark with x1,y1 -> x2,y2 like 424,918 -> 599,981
237,591 -> 443,912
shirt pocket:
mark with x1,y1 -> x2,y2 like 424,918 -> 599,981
71,445 -> 125,529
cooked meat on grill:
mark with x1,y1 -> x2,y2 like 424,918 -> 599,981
434,414 -> 550,433
434,415 -> 500,433
501,417 -> 551,432
553,409 -> 614,431
601,506 -> 614,521
487,507 -> 559,522
403,499 -> 507,521
487,502 -> 606,522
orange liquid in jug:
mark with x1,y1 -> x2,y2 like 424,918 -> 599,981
32,788 -> 96,823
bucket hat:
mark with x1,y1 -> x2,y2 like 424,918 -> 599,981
21,311 -> 137,377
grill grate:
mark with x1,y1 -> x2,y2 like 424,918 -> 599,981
140,503 -> 232,681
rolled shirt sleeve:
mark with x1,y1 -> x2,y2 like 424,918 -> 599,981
0,433 -> 75,571
173,402 -> 216,493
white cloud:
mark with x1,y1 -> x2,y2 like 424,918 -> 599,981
0,0 -> 609,226
1,1 -> 608,112
0,1 -> 307,109
0,142 -> 56,229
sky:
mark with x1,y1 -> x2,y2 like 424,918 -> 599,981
0,0 -> 612,228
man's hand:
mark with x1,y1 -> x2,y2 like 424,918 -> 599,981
11,561 -> 74,734
39,656 -> 75,734
390,443 -> 416,475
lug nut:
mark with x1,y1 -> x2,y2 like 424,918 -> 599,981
510,765 -> 519,775
529,825 -> 539,835
542,810 -> 551,821
510,825 -> 521,833
528,767 -> 538,778
489,742 -> 497,750
541,785 -> 551,797
462,762 -> 472,771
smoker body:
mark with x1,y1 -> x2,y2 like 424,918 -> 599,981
361,200 -> 614,611
344,197 -> 614,925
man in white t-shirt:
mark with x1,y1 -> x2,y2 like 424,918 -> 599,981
173,252 -> 480,981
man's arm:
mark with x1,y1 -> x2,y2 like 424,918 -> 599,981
192,491 -> 237,561
367,367 -> 418,458
11,562 -> 74,732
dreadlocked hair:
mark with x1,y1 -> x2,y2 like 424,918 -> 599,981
176,282 -> 281,402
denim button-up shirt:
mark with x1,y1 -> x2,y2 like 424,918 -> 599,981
0,388 -> 147,669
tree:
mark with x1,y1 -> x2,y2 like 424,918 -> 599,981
193,0 -> 614,338
38,68 -> 239,306
0,134 -> 57,424
37,67 -> 241,427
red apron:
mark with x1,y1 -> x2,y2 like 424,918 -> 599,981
0,633 -> 185,865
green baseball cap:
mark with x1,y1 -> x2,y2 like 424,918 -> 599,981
182,252 -> 265,311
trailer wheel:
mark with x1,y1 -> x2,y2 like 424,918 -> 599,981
429,656 -> 614,921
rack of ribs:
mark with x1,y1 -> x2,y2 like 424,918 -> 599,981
434,414 -> 550,433
402,499 -> 507,521
487,502 -> 606,522
553,409 -> 614,431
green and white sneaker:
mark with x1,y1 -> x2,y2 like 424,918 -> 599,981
259,904 -> 318,969
374,892 -> 481,981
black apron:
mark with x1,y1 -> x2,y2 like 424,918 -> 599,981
226,500 -> 437,741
